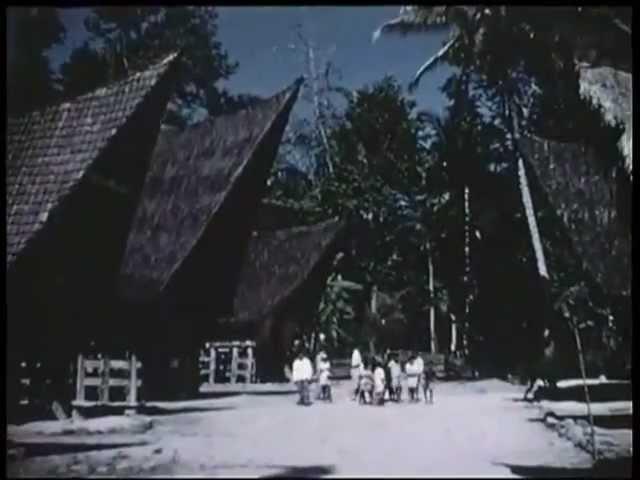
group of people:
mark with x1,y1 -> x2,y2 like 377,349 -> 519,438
291,348 -> 333,406
291,345 -> 436,406
351,348 -> 435,405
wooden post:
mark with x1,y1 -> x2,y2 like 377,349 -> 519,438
129,354 -> 138,406
209,346 -> 216,385
100,356 -> 110,403
247,347 -> 255,383
76,354 -> 85,403
572,322 -> 598,461
230,347 -> 238,384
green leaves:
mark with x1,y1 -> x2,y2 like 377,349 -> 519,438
61,7 -> 238,127
7,8 -> 66,117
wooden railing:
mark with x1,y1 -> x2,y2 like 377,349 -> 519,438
73,354 -> 141,407
200,341 -> 256,385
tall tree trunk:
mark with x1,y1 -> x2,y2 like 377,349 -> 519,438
506,99 -> 550,279
369,284 -> 378,358
298,31 -> 333,175
462,184 -> 472,356
450,313 -> 458,355
427,242 -> 437,354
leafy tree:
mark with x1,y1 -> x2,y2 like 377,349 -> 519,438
7,7 -> 66,117
60,7 -> 241,127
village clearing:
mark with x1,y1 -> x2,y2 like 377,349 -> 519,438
8,378 -> 628,478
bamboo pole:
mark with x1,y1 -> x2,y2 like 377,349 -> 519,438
572,320 -> 599,461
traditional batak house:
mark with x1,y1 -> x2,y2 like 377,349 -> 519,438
6,53 -> 182,410
225,218 -> 346,381
7,52 -> 347,406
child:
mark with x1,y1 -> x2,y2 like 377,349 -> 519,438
373,359 -> 386,406
405,355 -> 420,402
358,360 -> 374,405
317,351 -> 332,402
292,350 -> 313,406
388,354 -> 402,402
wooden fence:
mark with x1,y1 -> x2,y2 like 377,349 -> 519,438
200,341 -> 256,385
73,354 -> 141,407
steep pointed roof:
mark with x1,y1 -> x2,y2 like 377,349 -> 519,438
119,78 -> 303,299
233,218 -> 345,323
519,136 -> 631,296
6,53 -> 180,269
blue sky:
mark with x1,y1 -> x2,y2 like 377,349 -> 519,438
49,7 -> 452,120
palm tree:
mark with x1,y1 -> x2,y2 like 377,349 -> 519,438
374,4 -> 550,295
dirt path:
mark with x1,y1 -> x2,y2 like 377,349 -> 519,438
8,379 -> 596,477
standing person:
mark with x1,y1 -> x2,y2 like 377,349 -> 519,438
317,351 -> 332,402
414,352 -> 425,401
358,358 -> 374,404
292,349 -> 313,406
423,364 -> 435,404
314,348 -> 324,400
405,354 -> 420,402
373,358 -> 386,406
388,354 -> 402,402
351,346 -> 363,401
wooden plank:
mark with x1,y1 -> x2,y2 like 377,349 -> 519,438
129,354 -> 138,406
109,360 -> 131,370
71,401 -> 142,408
76,355 -> 85,403
209,346 -> 216,385
100,357 -> 110,403
83,378 -> 102,387
83,360 -> 102,371
230,347 -> 238,384
51,401 -> 68,421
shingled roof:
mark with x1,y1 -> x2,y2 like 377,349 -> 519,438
232,218 -> 345,323
119,78 -> 303,300
518,136 -> 631,296
6,52 -> 180,269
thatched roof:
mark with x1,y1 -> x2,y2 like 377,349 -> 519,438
579,66 -> 632,179
233,218 -> 345,323
254,199 -> 319,231
518,136 -> 631,296
6,52 -> 180,269
119,78 -> 304,300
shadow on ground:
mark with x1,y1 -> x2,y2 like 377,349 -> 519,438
8,441 -> 147,459
139,405 -> 236,416
260,465 -> 335,478
495,459 -> 631,478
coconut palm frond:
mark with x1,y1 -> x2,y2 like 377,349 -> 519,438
408,34 -> 459,93
372,16 -> 449,43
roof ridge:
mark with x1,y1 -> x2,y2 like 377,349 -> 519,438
154,78 -> 303,294
8,51 -> 180,122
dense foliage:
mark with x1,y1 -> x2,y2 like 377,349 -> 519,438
7,8 -> 66,117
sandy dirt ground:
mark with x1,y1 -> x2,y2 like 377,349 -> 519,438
7,379 -> 597,477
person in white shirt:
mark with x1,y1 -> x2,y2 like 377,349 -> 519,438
415,353 -> 425,401
317,351 -> 332,402
373,358 -> 386,406
358,359 -> 374,404
405,355 -> 420,402
351,347 -> 363,401
292,350 -> 313,406
387,355 -> 402,402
